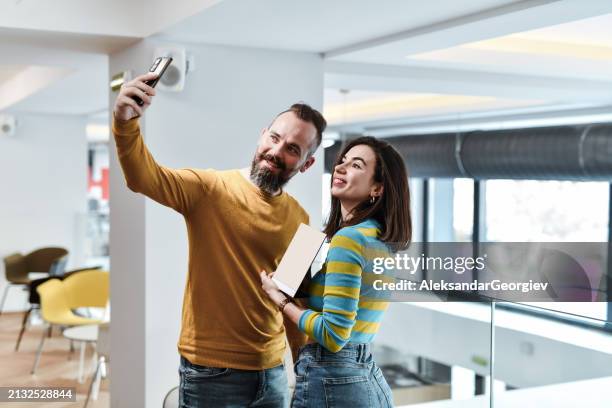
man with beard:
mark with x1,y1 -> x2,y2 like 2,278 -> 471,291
112,72 -> 326,407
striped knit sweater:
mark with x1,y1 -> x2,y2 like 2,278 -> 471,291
298,219 -> 390,352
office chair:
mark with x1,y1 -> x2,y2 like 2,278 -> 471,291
162,386 -> 179,408
32,270 -> 108,375
1,247 -> 68,317
15,266 -> 101,351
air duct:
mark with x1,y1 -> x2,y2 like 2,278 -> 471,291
324,124 -> 612,180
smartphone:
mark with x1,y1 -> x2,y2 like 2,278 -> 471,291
133,56 -> 173,106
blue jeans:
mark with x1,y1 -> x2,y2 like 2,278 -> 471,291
179,356 -> 289,408
292,343 -> 394,408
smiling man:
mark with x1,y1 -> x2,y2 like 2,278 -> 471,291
112,72 -> 326,408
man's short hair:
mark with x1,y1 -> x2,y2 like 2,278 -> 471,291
274,103 -> 327,153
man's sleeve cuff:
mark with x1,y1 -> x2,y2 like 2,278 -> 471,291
112,112 -> 140,136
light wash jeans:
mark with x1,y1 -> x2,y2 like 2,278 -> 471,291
292,343 -> 394,408
179,356 -> 289,408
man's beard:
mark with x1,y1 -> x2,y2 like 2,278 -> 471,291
249,153 -> 291,195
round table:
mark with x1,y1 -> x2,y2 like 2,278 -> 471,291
63,325 -> 99,383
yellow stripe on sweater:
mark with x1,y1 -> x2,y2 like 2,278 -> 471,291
327,320 -> 353,340
353,320 -> 380,334
356,227 -> 379,237
362,273 -> 395,286
331,236 -> 363,254
358,299 -> 389,311
326,261 -> 363,276
310,283 -> 361,299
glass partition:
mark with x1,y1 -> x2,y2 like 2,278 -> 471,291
492,303 -> 612,407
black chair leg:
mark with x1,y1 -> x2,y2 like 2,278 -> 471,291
15,307 -> 32,351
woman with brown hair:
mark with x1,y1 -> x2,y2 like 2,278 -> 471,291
262,136 -> 412,407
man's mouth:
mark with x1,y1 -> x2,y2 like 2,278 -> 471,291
260,155 -> 285,171
264,159 -> 280,169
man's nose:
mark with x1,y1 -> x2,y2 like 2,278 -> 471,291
268,141 -> 284,156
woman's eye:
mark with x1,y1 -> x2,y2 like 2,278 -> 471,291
352,163 -> 361,169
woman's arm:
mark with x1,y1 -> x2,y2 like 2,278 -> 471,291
260,272 -> 307,326
260,227 -> 366,353
282,299 -> 309,362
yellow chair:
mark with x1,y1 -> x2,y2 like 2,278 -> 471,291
32,270 -> 109,374
62,270 -> 109,313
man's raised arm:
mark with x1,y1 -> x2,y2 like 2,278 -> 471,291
112,72 -> 207,214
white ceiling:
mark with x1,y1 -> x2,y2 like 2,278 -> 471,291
6,61 -> 108,115
317,0 -> 612,130
0,0 -> 223,116
0,0 -> 223,38
159,0 -> 519,52
2,0 -> 612,132
0,65 -> 25,83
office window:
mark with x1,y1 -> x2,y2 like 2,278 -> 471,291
425,179 -> 473,242
484,180 -> 608,242
453,178 -> 474,242
484,180 -> 609,321
422,178 -> 473,242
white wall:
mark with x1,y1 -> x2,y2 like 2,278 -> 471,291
0,113 -> 87,312
110,39 -> 324,407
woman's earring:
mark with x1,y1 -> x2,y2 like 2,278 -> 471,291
370,196 -> 376,204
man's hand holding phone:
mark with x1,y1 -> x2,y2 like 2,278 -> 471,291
113,72 -> 158,121
114,57 -> 173,121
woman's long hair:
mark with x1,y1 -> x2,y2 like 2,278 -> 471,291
323,136 -> 412,251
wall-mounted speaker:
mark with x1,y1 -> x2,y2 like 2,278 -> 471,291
154,46 -> 192,92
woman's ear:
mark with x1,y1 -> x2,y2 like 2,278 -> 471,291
371,183 -> 384,198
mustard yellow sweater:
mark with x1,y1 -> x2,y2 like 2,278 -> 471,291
113,116 -> 309,370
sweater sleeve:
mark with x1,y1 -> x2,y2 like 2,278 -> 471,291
298,227 -> 365,352
112,115 -> 210,214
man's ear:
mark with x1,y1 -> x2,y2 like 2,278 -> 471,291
300,156 -> 316,173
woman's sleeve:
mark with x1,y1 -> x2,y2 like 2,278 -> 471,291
298,227 -> 365,352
